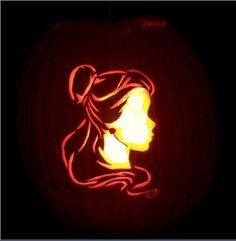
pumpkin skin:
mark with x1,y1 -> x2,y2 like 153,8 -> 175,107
18,18 -> 216,236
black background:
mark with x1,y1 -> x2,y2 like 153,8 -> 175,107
2,1 -> 236,239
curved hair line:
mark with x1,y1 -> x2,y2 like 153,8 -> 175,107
108,83 -> 144,110
92,136 -> 98,153
78,121 -> 91,153
85,106 -> 103,137
69,64 -> 97,102
128,69 -> 155,95
87,102 -> 103,124
88,96 -> 99,112
94,71 -> 127,85
89,176 -> 133,189
61,118 -> 87,168
99,70 -> 127,77
132,165 -> 151,189
68,152 -> 97,186
91,83 -> 142,102
91,68 -> 155,102
117,73 -> 128,89
91,90 -> 118,102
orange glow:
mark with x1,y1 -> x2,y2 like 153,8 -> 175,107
62,64 -> 158,198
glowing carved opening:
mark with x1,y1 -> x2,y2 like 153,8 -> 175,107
61,64 -> 158,198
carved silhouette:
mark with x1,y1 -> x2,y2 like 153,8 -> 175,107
62,65 -> 158,198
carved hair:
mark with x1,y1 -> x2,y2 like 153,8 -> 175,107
62,64 -> 157,198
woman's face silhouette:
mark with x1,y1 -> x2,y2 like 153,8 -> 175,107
107,87 -> 156,152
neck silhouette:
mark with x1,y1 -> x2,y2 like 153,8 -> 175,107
97,131 -> 131,170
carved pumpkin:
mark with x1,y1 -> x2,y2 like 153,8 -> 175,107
18,18 -> 216,236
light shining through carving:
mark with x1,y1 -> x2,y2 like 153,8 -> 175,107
108,87 -> 156,152
61,64 -> 158,198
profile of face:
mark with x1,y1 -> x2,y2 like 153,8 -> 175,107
107,87 -> 156,152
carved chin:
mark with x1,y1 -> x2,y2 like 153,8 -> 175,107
130,143 -> 150,152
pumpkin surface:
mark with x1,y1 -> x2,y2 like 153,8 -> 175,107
18,18 -> 216,236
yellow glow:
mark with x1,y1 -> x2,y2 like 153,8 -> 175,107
98,132 -> 131,169
99,87 -> 156,169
